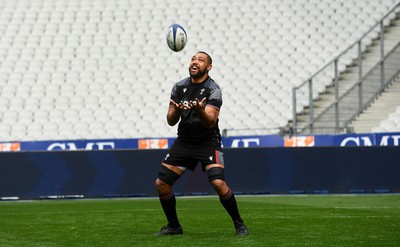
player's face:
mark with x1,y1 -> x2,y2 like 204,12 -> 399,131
189,53 -> 211,79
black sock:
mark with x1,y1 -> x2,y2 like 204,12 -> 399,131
159,193 -> 180,228
219,189 -> 243,222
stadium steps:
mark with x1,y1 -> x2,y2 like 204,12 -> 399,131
349,75 -> 400,133
292,12 -> 400,134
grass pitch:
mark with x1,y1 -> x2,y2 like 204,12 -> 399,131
0,194 -> 399,247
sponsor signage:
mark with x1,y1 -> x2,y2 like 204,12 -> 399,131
374,133 -> 400,146
285,132 -> 400,147
25,139 -> 133,151
138,138 -> 169,149
0,133 -> 398,152
0,143 -> 21,151
222,135 -> 284,148
284,136 -> 315,147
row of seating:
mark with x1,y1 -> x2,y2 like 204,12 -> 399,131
373,105 -> 400,133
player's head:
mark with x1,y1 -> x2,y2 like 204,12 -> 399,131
189,51 -> 212,81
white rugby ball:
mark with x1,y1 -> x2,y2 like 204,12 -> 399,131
166,24 -> 187,52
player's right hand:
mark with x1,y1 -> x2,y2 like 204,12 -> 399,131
170,99 -> 191,111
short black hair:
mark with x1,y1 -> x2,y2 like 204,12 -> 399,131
197,51 -> 212,65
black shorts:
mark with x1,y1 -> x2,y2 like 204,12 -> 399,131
162,140 -> 225,171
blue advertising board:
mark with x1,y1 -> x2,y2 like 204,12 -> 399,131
0,138 -> 176,151
0,132 -> 399,152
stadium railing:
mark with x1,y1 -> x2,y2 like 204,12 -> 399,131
292,3 -> 400,134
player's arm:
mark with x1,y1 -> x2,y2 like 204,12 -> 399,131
191,97 -> 219,128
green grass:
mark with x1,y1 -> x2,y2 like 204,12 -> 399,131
0,194 -> 399,247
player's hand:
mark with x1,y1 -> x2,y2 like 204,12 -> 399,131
190,97 -> 206,111
170,99 -> 191,111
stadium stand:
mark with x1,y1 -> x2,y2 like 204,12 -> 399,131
0,0 -> 399,141
293,9 -> 400,135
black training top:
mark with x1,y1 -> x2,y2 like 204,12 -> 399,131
169,76 -> 222,147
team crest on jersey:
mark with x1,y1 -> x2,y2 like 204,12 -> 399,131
209,156 -> 213,161
200,88 -> 205,95
183,88 -> 187,93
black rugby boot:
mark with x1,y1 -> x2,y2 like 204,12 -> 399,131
155,224 -> 183,236
234,220 -> 249,236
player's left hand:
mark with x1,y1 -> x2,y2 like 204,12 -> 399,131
190,97 -> 206,111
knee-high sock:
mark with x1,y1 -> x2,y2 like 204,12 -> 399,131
159,192 -> 180,228
219,189 -> 243,222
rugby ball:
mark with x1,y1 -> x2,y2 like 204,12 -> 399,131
166,24 -> 187,52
